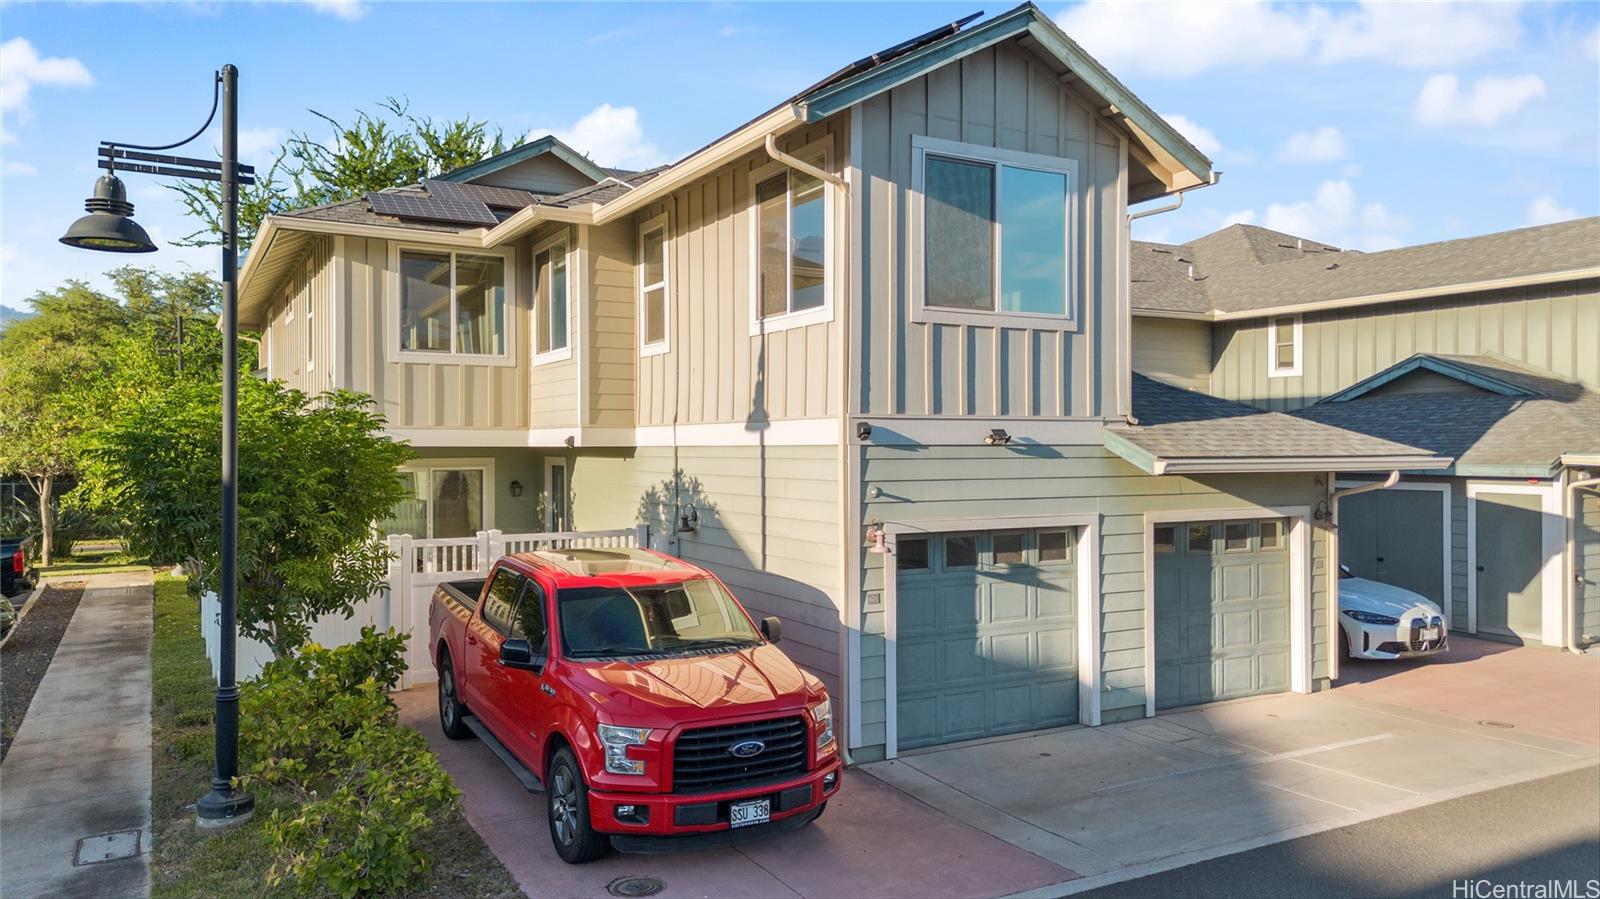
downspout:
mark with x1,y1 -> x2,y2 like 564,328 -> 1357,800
764,134 -> 847,189
1564,469 -> 1600,655
1327,470 -> 1401,682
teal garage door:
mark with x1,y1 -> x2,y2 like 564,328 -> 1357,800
1154,519 -> 1291,710
896,528 -> 1078,750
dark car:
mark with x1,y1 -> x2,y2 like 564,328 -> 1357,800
1,537 -> 29,598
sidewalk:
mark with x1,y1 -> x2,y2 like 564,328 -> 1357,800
0,572 -> 154,899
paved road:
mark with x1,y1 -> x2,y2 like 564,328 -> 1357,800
1072,765 -> 1600,899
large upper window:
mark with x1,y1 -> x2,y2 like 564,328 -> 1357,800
535,235 -> 570,361
914,136 -> 1077,327
749,146 -> 831,335
397,249 -> 508,357
638,215 -> 669,355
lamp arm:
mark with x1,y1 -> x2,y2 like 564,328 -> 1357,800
101,70 -> 222,159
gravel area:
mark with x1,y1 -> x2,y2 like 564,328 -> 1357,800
1,583 -> 86,762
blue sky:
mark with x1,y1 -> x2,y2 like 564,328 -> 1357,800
3,1 -> 1596,311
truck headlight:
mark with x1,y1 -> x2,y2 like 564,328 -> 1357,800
811,697 -> 835,751
597,724 -> 651,775
1343,610 -> 1400,625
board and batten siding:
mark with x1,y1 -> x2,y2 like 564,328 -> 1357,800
855,40 -> 1130,420
853,445 -> 1329,758
260,235 -> 335,394
632,117 -> 849,429
1212,280 -> 1600,411
569,445 -> 844,694
586,220 -> 638,429
1577,489 -> 1600,648
1131,317 -> 1212,392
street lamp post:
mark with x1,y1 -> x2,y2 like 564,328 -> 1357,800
60,64 -> 257,828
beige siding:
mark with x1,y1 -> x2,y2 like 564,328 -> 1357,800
472,155 -> 595,195
856,39 -> 1129,420
260,236 -> 335,395
586,221 -> 637,429
1213,280 -> 1600,410
1131,317 -> 1212,392
632,118 -> 849,428
570,445 -> 844,692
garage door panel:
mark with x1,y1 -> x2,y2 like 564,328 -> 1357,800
942,691 -> 988,741
1258,606 -> 1289,642
1037,580 -> 1075,618
1038,627 -> 1076,669
991,583 -> 1031,622
1258,561 -> 1289,596
1220,610 -> 1255,648
900,642 -> 939,684
1220,563 -> 1255,600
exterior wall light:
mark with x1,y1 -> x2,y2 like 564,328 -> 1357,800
677,505 -> 699,533
984,428 -> 1012,446
856,421 -> 872,442
865,524 -> 890,555
509,480 -> 523,498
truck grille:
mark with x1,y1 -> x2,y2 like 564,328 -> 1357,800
671,716 -> 807,794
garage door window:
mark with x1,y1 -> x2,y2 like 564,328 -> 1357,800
1224,522 -> 1251,552
1039,529 -> 1072,564
897,536 -> 930,571
1187,524 -> 1213,554
993,532 -> 1026,566
1154,526 -> 1177,554
1260,519 -> 1284,549
944,534 -> 979,569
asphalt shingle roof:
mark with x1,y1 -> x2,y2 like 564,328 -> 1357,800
1132,218 -> 1600,318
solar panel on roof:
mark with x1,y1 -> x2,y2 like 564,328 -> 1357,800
366,179 -> 500,226
454,182 -> 540,209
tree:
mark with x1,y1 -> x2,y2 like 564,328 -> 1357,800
89,380 -> 414,656
171,97 -> 508,253
0,283 -> 129,565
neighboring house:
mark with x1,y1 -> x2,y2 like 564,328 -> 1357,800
238,3 -> 1458,763
1131,218 -> 1600,652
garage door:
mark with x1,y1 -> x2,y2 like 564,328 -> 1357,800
1154,519 -> 1290,710
1339,487 -> 1446,609
896,528 -> 1078,750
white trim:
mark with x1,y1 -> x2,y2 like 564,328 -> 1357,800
1141,505 -> 1314,719
633,418 -> 839,447
1151,456 -> 1450,475
303,255 -> 316,373
386,242 -> 518,367
332,235 -> 346,385
1465,480 -> 1563,646
845,104 -> 866,754
747,136 -> 837,337
393,457 -> 497,539
543,457 -> 570,532
861,416 -> 1108,447
575,225 -> 591,426
1267,314 -> 1303,378
880,514 -> 1100,759
637,212 -> 671,357
1335,479 -> 1453,626
532,228 -> 575,365
908,135 -> 1081,331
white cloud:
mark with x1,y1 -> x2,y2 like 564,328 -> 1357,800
1525,196 -> 1578,226
2,160 -> 37,177
1229,179 -> 1409,250
1222,209 -> 1257,227
1414,73 -> 1546,126
1056,1 -> 1525,78
1274,126 -> 1349,164
0,38 -> 93,142
539,104 -> 665,170
1586,26 -> 1600,60
1162,113 -> 1221,156
237,127 -> 285,164
301,1 -> 366,21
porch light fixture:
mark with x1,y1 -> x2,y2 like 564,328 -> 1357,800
509,480 -> 523,498
677,505 -> 699,533
856,421 -> 872,442
983,428 -> 1011,446
865,524 -> 890,555
59,173 -> 157,253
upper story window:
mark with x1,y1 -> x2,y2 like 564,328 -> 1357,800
911,136 -> 1078,329
748,139 -> 832,335
638,214 -> 669,356
534,232 -> 571,363
396,247 -> 510,362
1268,314 -> 1302,378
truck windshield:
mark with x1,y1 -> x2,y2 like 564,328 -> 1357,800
557,578 -> 762,658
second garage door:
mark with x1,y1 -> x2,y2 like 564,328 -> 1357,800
896,528 -> 1078,750
1154,519 -> 1291,710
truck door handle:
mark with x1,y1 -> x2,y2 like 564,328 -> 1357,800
541,684 -> 556,698
1477,565 -> 1485,573
1376,556 -> 1384,563
466,633 -> 478,645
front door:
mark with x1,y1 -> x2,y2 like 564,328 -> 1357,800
1474,491 -> 1544,641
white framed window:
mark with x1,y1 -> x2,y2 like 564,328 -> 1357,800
748,137 -> 833,336
389,244 -> 515,365
304,258 -> 315,372
1268,314 -> 1302,377
534,230 -> 572,364
380,458 -> 495,539
543,459 -> 570,532
638,213 -> 670,356
909,135 -> 1079,330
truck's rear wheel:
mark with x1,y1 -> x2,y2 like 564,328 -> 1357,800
547,747 -> 611,863
437,653 -> 471,740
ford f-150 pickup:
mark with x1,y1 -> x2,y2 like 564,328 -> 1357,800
428,546 -> 841,863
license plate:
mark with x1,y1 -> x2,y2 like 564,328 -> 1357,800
729,798 -> 771,829
1421,627 -> 1440,640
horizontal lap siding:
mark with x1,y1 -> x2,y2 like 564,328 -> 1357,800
856,444 -> 1327,751
1213,281 -> 1600,410
857,40 -> 1128,420
569,446 -> 843,694
1131,317 -> 1212,392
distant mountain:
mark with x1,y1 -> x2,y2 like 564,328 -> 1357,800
0,306 -> 37,330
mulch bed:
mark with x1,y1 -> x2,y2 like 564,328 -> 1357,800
1,583 -> 86,762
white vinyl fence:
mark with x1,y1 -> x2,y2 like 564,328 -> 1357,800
203,525 -> 647,687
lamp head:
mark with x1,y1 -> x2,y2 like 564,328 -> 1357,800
60,173 -> 157,253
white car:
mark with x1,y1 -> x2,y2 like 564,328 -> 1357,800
1337,565 -> 1448,660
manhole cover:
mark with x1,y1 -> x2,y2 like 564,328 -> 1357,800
1478,720 -> 1516,729
608,876 -> 666,897
74,830 -> 142,866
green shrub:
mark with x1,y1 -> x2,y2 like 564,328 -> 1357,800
241,628 -> 459,898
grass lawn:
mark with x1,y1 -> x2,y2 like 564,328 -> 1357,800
149,575 -> 523,898
34,545 -> 152,579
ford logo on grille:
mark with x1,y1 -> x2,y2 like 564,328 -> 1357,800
728,739 -> 766,758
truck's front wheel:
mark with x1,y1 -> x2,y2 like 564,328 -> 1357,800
547,747 -> 611,863
437,653 -> 472,740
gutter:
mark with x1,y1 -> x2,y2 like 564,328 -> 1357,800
1564,468 -> 1600,655
1327,471 -> 1401,682
1128,171 -> 1221,221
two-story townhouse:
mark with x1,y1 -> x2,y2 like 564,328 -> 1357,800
238,3 -> 1451,763
1130,219 -> 1600,656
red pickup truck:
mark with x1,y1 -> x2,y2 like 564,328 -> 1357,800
428,546 -> 841,863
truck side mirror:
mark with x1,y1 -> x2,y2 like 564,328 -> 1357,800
760,616 -> 782,643
499,638 -> 545,673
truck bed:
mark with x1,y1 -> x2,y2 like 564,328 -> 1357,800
435,579 -> 484,612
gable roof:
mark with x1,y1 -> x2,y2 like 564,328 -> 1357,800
436,134 -> 611,186
1104,374 -> 1449,475
1321,352 -> 1549,403
1132,218 -> 1600,321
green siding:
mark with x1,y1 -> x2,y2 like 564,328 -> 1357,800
408,447 -> 545,534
